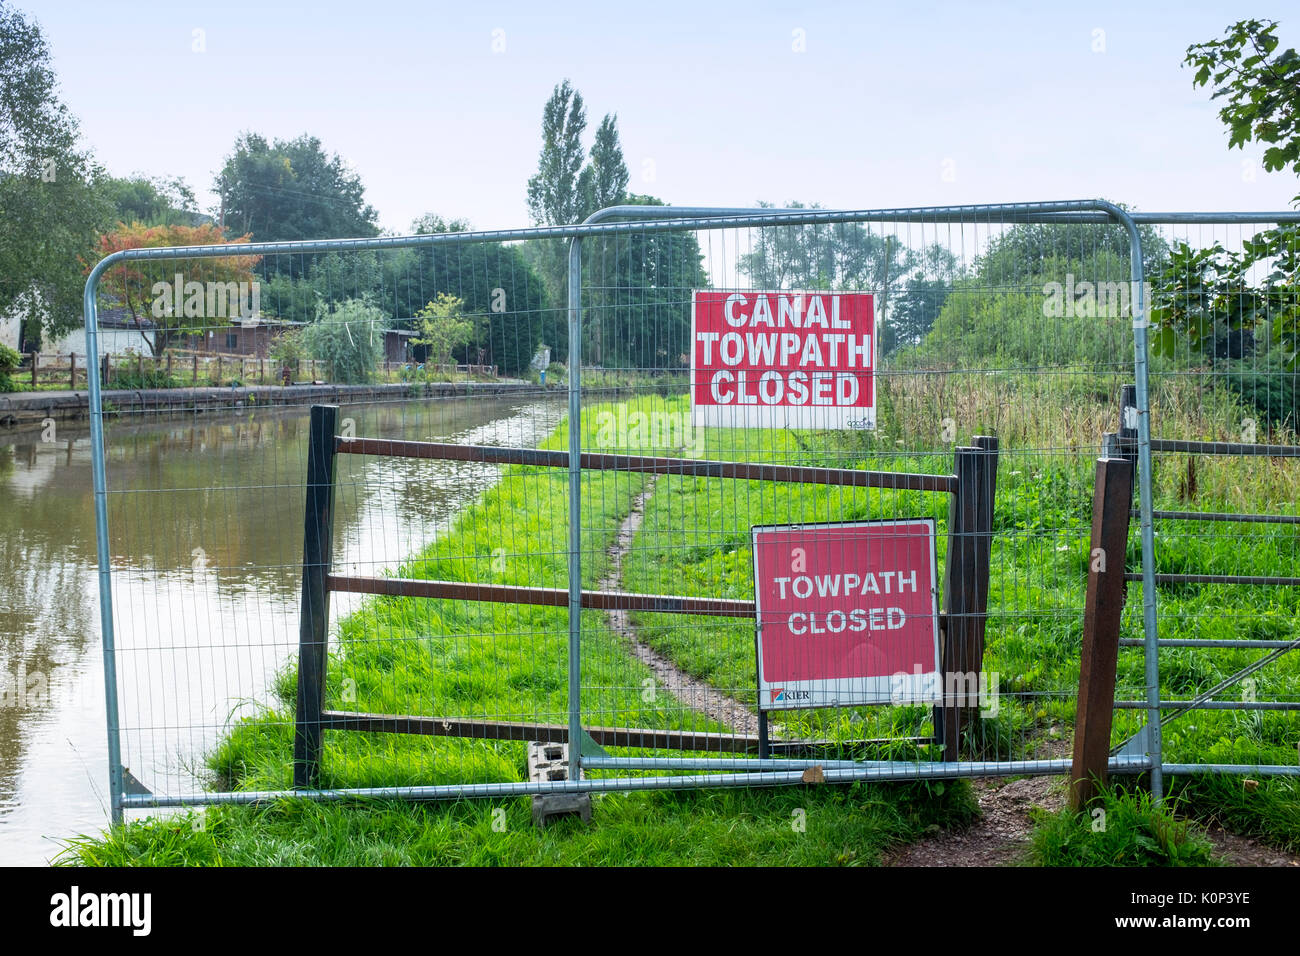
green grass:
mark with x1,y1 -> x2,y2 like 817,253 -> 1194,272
1028,784 -> 1217,866
57,781 -> 979,867
1167,774 -> 1300,853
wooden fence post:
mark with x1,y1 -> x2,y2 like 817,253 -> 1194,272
30,352 -> 37,388
295,404 -> 339,789
193,353 -> 199,382
69,352 -> 76,390
937,436 -> 999,758
1070,455 -> 1134,810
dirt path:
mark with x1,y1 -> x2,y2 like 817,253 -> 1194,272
884,775 -> 1064,866
602,477 -> 762,736
882,773 -> 1300,867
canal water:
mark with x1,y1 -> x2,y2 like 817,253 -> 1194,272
0,396 -> 564,865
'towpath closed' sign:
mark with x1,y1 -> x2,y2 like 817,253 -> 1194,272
691,290 -> 877,431
751,519 -> 940,710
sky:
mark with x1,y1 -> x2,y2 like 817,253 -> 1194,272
20,0 -> 1300,235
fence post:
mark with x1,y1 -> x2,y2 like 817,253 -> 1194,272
937,436 -> 999,758
939,446 -> 977,757
102,354 -> 110,385
1070,455 -> 1134,810
295,404 -> 339,789
70,352 -> 76,390
971,434 -> 999,680
30,352 -> 37,388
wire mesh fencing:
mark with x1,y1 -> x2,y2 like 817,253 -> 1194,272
1113,213 -> 1300,785
84,201 -> 1300,821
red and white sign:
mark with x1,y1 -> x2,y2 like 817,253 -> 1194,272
691,290 -> 876,431
751,520 -> 939,710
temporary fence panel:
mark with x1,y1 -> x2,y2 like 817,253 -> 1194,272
566,203 -> 1150,792
1107,212 -> 1300,789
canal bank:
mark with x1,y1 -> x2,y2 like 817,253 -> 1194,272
0,380 -> 554,430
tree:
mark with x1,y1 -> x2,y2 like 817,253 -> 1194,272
525,81 -> 637,309
584,114 -> 629,215
0,1 -> 112,351
738,202 -> 913,295
93,222 -> 262,355
215,133 -> 378,276
526,80 -> 594,306
302,299 -> 386,383
100,175 -> 204,228
974,216 -> 1168,286
1186,19 -> 1300,192
884,244 -> 959,357
1150,20 -> 1300,367
582,194 -> 708,369
401,214 -> 552,376
526,80 -> 592,230
414,293 -> 474,368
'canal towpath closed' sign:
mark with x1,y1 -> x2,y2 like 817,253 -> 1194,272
691,290 -> 876,430
751,519 -> 940,710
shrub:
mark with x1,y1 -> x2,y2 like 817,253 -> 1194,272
268,328 -> 308,370
301,299 -> 386,384
0,343 -> 22,392
1220,358 -> 1300,431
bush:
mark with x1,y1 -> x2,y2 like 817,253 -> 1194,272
1220,358 -> 1300,431
268,328 -> 307,370
0,343 -> 22,392
301,300 -> 386,384
107,369 -> 179,389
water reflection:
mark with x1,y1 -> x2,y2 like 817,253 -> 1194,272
0,396 -> 563,865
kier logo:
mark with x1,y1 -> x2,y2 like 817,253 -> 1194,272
771,688 -> 810,703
